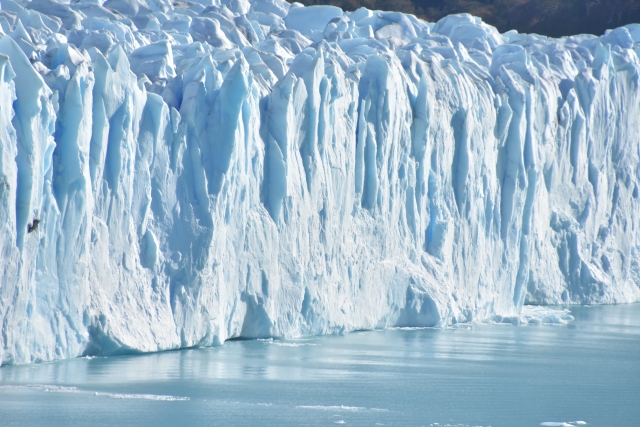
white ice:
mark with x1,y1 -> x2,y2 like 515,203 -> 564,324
0,0 -> 639,365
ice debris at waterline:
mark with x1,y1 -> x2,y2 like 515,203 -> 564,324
0,0 -> 639,366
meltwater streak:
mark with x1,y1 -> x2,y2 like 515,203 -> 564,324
1,0 -> 640,365
0,304 -> 639,427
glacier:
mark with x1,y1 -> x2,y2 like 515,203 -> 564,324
0,0 -> 639,365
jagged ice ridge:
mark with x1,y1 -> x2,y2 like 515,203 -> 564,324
0,0 -> 639,365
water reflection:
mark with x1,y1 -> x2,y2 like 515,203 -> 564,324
1,304 -> 639,427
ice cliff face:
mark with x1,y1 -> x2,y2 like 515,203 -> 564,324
0,0 -> 639,365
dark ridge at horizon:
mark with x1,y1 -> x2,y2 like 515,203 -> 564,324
291,0 -> 640,37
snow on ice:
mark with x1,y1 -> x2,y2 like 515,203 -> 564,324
0,0 -> 639,365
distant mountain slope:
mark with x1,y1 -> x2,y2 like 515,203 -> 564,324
293,0 -> 640,37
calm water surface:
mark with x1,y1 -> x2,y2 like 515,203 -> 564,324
1,304 -> 639,427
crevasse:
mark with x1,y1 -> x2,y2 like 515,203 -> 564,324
0,0 -> 639,365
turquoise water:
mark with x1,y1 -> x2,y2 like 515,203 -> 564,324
1,304 -> 639,427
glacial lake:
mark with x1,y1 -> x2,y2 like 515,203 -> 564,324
1,304 -> 639,427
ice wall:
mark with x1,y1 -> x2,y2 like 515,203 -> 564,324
0,0 -> 639,365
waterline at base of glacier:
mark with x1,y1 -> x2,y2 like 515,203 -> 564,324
0,303 -> 638,427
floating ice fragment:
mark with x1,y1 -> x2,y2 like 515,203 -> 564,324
296,405 -> 365,411
0,385 -> 189,401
